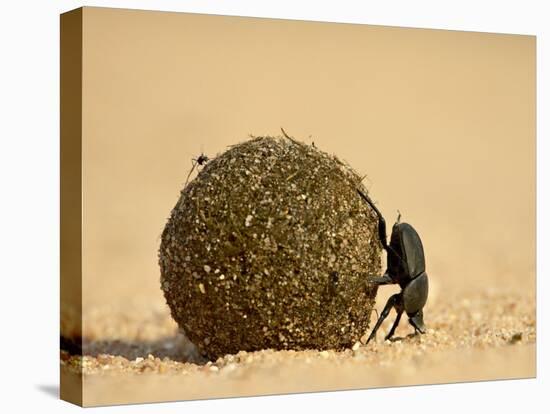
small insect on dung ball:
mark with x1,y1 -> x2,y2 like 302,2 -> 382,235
159,135 -> 382,360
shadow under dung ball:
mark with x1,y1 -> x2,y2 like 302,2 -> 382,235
159,135 -> 381,359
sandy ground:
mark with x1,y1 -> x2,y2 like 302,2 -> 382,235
61,287 -> 535,406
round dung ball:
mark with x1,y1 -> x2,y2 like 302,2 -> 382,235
159,135 -> 381,359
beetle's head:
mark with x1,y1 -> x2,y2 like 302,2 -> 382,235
402,272 -> 429,333
408,309 -> 426,334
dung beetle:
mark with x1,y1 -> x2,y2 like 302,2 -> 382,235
357,189 -> 429,343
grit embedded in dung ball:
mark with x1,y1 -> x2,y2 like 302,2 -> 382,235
159,136 -> 381,359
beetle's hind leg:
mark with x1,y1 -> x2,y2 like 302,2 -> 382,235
357,189 -> 390,251
369,273 -> 394,285
366,293 -> 402,344
385,309 -> 403,341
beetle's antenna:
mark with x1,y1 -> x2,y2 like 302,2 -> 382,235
396,210 -> 401,223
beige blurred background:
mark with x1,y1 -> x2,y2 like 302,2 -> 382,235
80,7 -> 535,310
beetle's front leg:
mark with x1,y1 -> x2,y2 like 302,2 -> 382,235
366,293 -> 402,344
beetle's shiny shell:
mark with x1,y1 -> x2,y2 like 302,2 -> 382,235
389,223 -> 426,281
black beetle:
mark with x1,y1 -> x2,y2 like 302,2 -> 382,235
357,189 -> 429,343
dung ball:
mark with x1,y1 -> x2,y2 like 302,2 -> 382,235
159,135 -> 381,360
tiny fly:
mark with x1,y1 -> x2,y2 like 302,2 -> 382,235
184,152 -> 209,187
